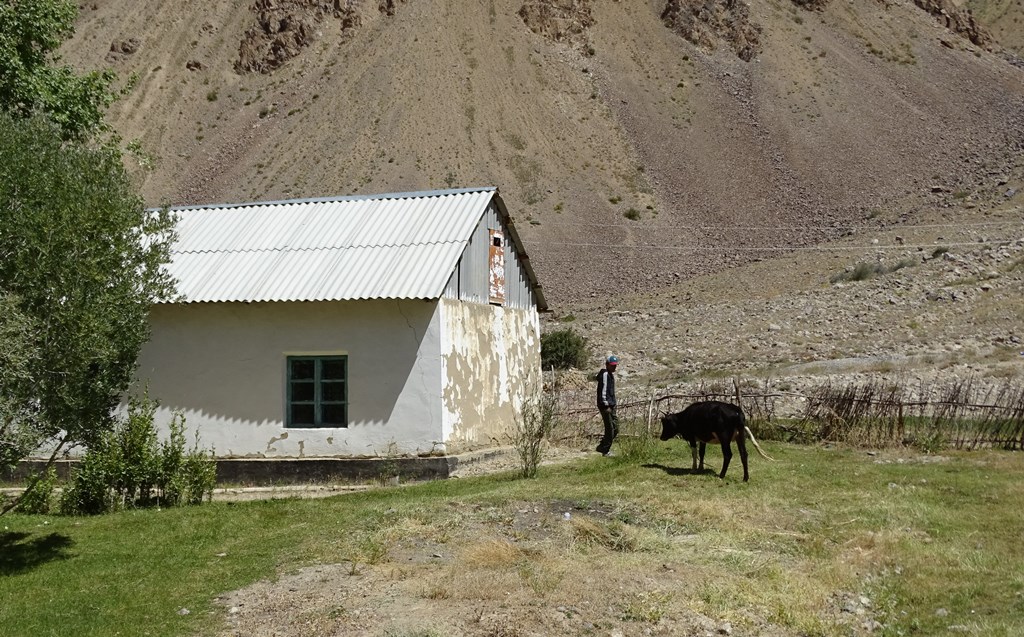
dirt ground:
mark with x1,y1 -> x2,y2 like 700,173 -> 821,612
209,493 -> 763,637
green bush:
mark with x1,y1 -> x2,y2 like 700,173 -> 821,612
59,444 -> 117,515
59,394 -> 215,515
159,413 -> 217,506
541,328 -> 591,370
15,466 -> 57,514
116,395 -> 162,503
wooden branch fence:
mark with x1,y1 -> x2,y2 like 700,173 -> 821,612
545,374 -> 1024,451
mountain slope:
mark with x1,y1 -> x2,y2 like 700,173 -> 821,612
62,0 -> 1024,309
969,0 -> 1024,54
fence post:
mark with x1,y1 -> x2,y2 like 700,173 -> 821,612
647,393 -> 656,435
897,402 -> 904,442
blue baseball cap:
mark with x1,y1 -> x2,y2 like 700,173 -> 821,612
607,355 -> 619,364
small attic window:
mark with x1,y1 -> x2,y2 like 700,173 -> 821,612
488,229 -> 505,305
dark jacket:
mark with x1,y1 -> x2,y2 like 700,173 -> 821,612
596,368 -> 616,408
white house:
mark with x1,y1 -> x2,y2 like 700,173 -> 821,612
134,187 -> 547,459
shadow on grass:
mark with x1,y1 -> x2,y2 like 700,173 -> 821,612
0,531 -> 74,575
641,463 -> 718,478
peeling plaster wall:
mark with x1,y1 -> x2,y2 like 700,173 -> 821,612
439,298 -> 542,450
133,299 -> 444,458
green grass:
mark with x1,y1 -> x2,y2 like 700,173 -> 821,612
2,446 -> 1022,636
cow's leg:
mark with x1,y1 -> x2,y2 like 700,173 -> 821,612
689,443 -> 698,471
719,437 -> 732,480
737,433 -> 750,482
698,442 -> 706,471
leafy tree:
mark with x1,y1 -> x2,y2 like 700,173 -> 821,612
0,0 -> 116,139
0,113 -> 177,515
0,292 -> 40,467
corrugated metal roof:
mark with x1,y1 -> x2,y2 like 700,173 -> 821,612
161,187 -> 509,303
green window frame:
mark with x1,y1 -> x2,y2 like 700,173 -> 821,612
286,356 -> 348,428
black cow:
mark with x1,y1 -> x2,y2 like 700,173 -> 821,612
659,400 -> 774,482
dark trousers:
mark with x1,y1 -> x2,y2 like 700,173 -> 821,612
597,406 -> 618,454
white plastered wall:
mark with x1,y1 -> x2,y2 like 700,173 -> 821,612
134,299 -> 445,457
439,297 -> 542,450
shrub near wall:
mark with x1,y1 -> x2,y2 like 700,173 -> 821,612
57,396 -> 216,515
541,328 -> 591,370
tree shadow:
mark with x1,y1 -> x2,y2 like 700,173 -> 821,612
642,463 -> 718,478
0,531 -> 75,575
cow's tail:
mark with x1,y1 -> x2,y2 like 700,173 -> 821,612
743,426 -> 775,461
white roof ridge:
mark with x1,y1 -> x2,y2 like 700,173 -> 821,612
172,239 -> 469,255
161,186 -> 498,213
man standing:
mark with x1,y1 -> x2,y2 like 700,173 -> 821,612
596,355 -> 619,456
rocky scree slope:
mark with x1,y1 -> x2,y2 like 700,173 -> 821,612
61,0 -> 1024,308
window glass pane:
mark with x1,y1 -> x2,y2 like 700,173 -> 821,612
290,404 -> 315,426
287,356 -> 347,428
322,381 -> 345,402
290,359 -> 315,380
322,404 -> 346,425
291,382 -> 314,402
321,359 -> 346,379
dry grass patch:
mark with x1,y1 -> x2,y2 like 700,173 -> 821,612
418,536 -> 569,603
620,589 -> 673,622
460,538 -> 528,568
567,515 -> 663,553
